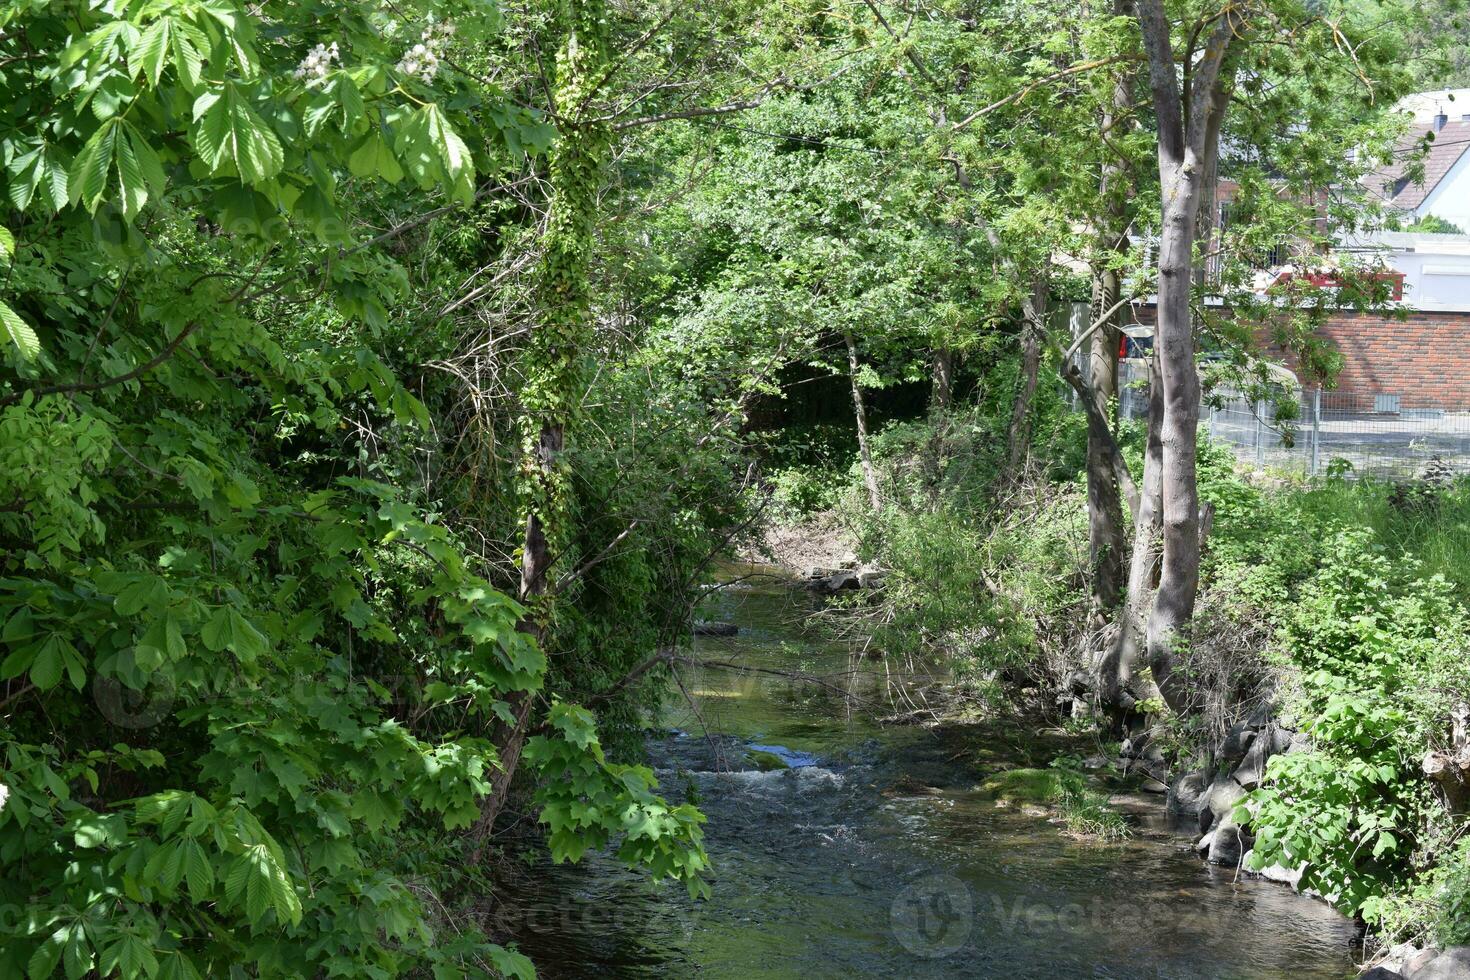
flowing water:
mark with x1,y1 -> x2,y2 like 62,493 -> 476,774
504,571 -> 1359,979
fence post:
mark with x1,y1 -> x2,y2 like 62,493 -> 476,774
1310,387 -> 1321,477
1255,398 -> 1266,468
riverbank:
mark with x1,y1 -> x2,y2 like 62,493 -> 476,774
752,416 -> 1470,975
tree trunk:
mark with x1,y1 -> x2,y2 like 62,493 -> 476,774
1146,169 -> 1205,715
1085,272 -> 1126,613
930,346 -> 954,413
1005,280 -> 1046,478
1086,7 -> 1134,616
473,0 -> 609,848
845,330 -> 882,512
1134,0 -> 1241,715
1097,353 -> 1162,711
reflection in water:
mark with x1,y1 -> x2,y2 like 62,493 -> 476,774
506,574 -> 1358,979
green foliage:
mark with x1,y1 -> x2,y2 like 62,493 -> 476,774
980,760 -> 1129,842
524,704 -> 710,896
1402,214 -> 1466,235
0,2 -> 711,977
768,465 -> 848,518
1377,835 -> 1470,947
1238,532 -> 1469,920
980,766 -> 1080,803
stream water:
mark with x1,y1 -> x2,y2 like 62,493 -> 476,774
504,571 -> 1360,979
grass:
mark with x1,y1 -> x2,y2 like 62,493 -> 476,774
979,764 -> 1130,842
1295,480 -> 1470,595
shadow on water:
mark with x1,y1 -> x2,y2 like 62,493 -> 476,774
502,569 -> 1359,979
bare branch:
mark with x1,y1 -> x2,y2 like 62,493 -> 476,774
952,57 -> 1127,131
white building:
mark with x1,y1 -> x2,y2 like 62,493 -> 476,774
1366,90 -> 1470,232
1339,231 -> 1470,311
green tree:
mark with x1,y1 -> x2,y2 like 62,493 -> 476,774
0,2 -> 709,975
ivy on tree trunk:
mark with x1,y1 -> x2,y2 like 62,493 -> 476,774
477,0 -> 612,842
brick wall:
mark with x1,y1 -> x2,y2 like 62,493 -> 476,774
1130,305 -> 1470,412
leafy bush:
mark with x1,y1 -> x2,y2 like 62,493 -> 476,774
1238,532 -> 1470,922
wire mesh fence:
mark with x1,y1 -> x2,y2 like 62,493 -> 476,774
1112,360 -> 1470,480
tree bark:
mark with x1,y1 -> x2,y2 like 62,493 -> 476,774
1085,4 -> 1134,615
1134,0 -> 1241,714
1005,280 -> 1046,478
1097,353 -> 1162,710
930,346 -> 955,413
1085,273 -> 1126,613
845,330 -> 883,512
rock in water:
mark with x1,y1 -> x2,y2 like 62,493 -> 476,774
1168,770 -> 1210,820
693,621 -> 738,637
1232,732 -> 1273,789
745,749 -> 790,772
1240,851 -> 1305,890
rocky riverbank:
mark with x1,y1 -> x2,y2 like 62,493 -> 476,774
761,536 -> 1467,978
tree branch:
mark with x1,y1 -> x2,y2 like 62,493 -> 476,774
1185,5 -> 1243,155
1136,0 -> 1184,165
952,57 -> 1127,131
0,319 -> 204,407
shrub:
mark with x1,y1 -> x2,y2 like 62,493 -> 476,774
1238,532 -> 1470,922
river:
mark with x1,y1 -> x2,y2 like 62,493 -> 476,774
503,570 -> 1360,979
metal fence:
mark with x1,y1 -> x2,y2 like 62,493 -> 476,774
1113,360 -> 1470,480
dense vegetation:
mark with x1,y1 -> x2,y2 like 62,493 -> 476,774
1,0 -> 1467,976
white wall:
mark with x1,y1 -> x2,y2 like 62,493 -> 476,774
1417,147 -> 1470,233
1340,232 -> 1470,312
1389,245 -> 1470,310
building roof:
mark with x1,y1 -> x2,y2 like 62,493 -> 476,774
1396,89 -> 1470,123
1365,118 -> 1470,212
1339,230 -> 1470,253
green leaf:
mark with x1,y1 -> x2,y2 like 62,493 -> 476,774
425,105 -> 474,203
60,926 -> 92,980
200,606 -> 268,662
114,130 -> 148,221
395,105 -> 474,201
486,945 -> 536,980
89,74 -> 136,122
348,134 -> 403,184
171,23 -> 204,90
29,634 -> 67,690
68,119 -> 119,212
27,929 -> 64,980
156,951 -> 202,980
0,300 -> 40,361
126,125 -> 167,199
7,147 -> 44,211
180,837 -> 214,900
114,575 -> 169,616
98,934 -> 156,979
193,84 -> 283,185
73,812 -> 127,849
135,17 -> 172,87
0,643 -> 32,680
86,21 -> 141,64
